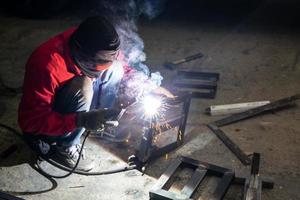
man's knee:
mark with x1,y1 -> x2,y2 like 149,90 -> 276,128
53,76 -> 93,114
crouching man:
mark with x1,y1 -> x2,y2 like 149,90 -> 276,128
18,16 -> 173,172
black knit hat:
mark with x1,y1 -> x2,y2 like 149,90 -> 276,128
70,16 -> 120,64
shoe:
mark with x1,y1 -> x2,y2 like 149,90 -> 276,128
91,126 -> 130,143
51,144 -> 94,172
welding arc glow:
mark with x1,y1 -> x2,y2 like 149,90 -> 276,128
143,95 -> 162,117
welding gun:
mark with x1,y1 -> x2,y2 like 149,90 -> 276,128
76,108 -> 126,131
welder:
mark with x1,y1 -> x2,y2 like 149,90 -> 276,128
18,16 -> 174,172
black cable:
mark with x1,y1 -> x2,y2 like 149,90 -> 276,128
35,130 -> 136,178
0,123 -> 137,179
0,123 -> 58,195
35,130 -> 90,178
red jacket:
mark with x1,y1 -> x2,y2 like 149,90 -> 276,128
18,28 -> 82,136
18,28 -> 140,136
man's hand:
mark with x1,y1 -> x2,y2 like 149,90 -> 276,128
153,86 -> 176,99
76,109 -> 120,130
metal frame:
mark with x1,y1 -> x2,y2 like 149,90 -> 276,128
137,93 -> 192,163
174,70 -> 220,99
149,156 -> 235,200
150,156 -> 274,200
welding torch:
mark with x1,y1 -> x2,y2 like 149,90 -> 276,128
103,108 -> 126,127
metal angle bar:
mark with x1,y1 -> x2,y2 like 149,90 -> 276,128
174,80 -> 217,89
178,95 -> 192,143
180,169 -> 207,198
191,90 -> 216,99
177,70 -> 220,81
181,156 -> 230,175
152,158 -> 183,190
150,189 -> 191,200
243,175 -> 262,200
243,153 -> 262,200
213,94 -> 300,127
210,171 -> 235,200
207,124 -> 251,165
251,153 -> 260,175
137,127 -> 155,163
233,177 -> 274,189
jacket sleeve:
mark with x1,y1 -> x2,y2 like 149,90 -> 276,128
18,55 -> 77,136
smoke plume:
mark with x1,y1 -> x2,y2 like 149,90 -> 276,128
96,0 -> 166,98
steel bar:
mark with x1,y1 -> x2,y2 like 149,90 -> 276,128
181,156 -> 230,175
243,153 -> 262,200
177,70 -> 220,81
173,80 -> 217,89
212,94 -> 300,127
233,177 -> 274,189
180,169 -> 207,197
207,124 -> 251,165
211,171 -> 235,200
137,127 -> 155,163
150,189 -> 190,200
178,95 -> 192,144
151,158 -> 182,191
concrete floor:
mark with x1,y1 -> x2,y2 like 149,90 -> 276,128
0,0 -> 300,199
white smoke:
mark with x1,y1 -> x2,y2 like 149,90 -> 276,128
97,0 -> 166,98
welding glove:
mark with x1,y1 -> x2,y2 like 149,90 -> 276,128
76,109 -> 120,131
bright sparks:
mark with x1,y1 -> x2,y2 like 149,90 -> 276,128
143,95 -> 162,117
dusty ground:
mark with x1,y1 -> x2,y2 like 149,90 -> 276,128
0,0 -> 300,199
